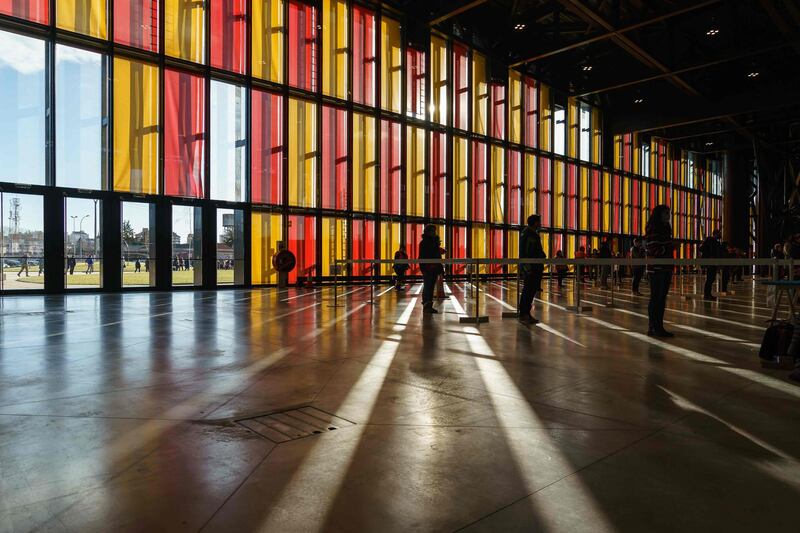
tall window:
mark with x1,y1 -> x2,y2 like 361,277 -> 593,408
164,69 -> 205,198
56,45 -> 106,190
113,58 -> 159,194
490,83 -> 505,140
406,47 -> 426,119
430,131 -> 446,219
352,113 -> 375,212
430,36 -> 447,125
380,120 -> 401,215
114,0 -> 158,51
554,105 -> 566,156
321,106 -> 348,210
251,211 -> 282,284
0,30 -> 46,186
579,102 -> 591,162
288,98 -> 317,207
472,141 -> 487,223
352,5 -> 375,106
121,201 -> 155,287
453,136 -> 468,221
251,90 -> 283,205
508,71 -> 522,144
288,0 -> 317,92
216,208 -> 244,285
472,52 -> 487,135
380,16 -> 402,113
322,0 -> 347,99
164,0 -> 205,63
0,192 -> 44,291
211,0 -> 247,74
523,76 -> 537,148
172,205 -> 202,286
452,44 -> 469,130
508,149 -> 521,226
490,145 -> 504,224
210,80 -> 246,202
65,197 -> 102,289
538,157 -> 551,227
287,214 -> 315,283
406,126 -> 425,217
252,0 -> 284,83
352,218 -> 375,276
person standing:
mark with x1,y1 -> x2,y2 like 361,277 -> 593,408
700,229 -> 722,300
85,255 -> 94,274
518,215 -> 546,324
645,205 -> 675,337
135,259 -> 141,273
630,237 -> 646,295
598,239 -> 612,289
393,245 -> 409,291
17,254 -> 29,277
419,225 -> 443,314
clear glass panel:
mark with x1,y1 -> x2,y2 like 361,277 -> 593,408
579,103 -> 591,162
554,105 -> 565,156
0,30 -> 46,186
0,192 -> 44,291
210,80 -> 246,202
56,44 -> 106,190
64,197 -> 102,289
121,201 -> 155,287
216,208 -> 244,285
171,204 -> 202,286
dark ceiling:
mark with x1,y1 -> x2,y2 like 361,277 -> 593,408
396,0 -> 800,154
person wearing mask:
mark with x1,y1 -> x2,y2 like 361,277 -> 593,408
599,239 -> 612,289
419,225 -> 444,314
555,250 -> 568,289
393,245 -> 409,291
630,237 -> 646,296
645,205 -> 675,337
518,215 -> 546,324
700,229 -> 722,300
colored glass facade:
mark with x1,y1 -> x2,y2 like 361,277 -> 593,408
0,1 -> 722,292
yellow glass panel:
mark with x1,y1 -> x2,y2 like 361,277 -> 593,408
524,153 -> 536,218
508,70 -> 522,144
430,35 -> 447,125
406,126 -> 425,217
288,98 -> 317,207
613,134 -> 622,170
622,176 -> 630,234
539,83 -> 551,152
352,113 -> 376,213
380,221 -> 400,275
632,133 -> 640,175
57,0 -> 107,39
540,232 -> 550,262
322,0 -> 348,99
321,217 -> 347,276
591,108 -> 602,164
507,231 -> 519,273
380,17 -> 402,113
580,167 -> 589,231
603,171 -> 611,232
113,58 -> 159,194
165,0 -> 205,63
567,235 -> 576,259
553,161 -> 564,229
453,136 -> 468,221
472,52 -> 487,135
491,145 -> 504,223
252,0 -> 284,83
567,98 -> 578,158
251,212 -> 283,284
472,225 -> 487,274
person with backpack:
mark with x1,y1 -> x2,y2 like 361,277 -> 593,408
645,205 -> 675,337
700,229 -> 722,300
419,226 -> 443,314
393,245 -> 409,291
518,215 -> 546,324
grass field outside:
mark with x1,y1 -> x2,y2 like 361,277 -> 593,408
14,268 -> 236,286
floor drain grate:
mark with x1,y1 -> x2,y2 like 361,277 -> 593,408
236,407 -> 355,443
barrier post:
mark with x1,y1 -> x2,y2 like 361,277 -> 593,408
566,261 -> 592,313
460,259 -> 489,323
608,260 -> 616,308
366,262 -> 377,305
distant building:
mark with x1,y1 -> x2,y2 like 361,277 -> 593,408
172,232 -> 181,245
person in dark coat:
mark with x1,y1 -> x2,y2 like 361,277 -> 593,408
393,245 -> 409,291
645,204 -> 675,337
700,229 -> 722,300
518,215 -> 546,324
419,225 -> 444,314
630,237 -> 646,295
598,239 -> 612,289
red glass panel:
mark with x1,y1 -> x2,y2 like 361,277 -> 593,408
450,226 -> 467,275
352,218 -> 375,276
590,169 -> 601,232
490,83 -> 505,139
251,90 -> 283,204
352,5 -> 375,106
523,77 -> 537,148
380,119 -> 401,215
114,0 -> 157,51
453,44 -> 468,130
622,133 -> 632,172
211,0 -> 247,73
288,0 -> 317,91
490,229 -> 503,274
567,163 -> 578,230
507,149 -> 522,226
0,0 -> 48,24
538,157 -> 551,227
405,223 -> 424,276
406,47 -> 425,119
430,131 -> 446,219
321,106 -> 348,210
612,174 -> 622,234
288,215 -> 316,283
552,233 -> 563,258
472,141 -> 487,222
164,69 -> 205,198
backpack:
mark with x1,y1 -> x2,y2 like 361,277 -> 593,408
759,321 -> 795,368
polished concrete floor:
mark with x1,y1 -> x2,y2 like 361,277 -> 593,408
1,276 -> 799,532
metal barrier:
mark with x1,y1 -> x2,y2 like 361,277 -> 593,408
329,257 -> 791,323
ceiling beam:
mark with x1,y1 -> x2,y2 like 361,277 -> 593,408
759,0 -> 800,57
511,0 -> 720,67
429,0 -> 489,26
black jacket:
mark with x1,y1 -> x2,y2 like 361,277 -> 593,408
700,236 -> 722,259
599,242 -> 612,259
419,235 -> 443,274
519,227 -> 546,274
645,225 -> 674,272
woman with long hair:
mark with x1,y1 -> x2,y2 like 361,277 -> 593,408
645,204 -> 675,337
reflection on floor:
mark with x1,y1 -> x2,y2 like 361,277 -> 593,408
1,276 -> 799,532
